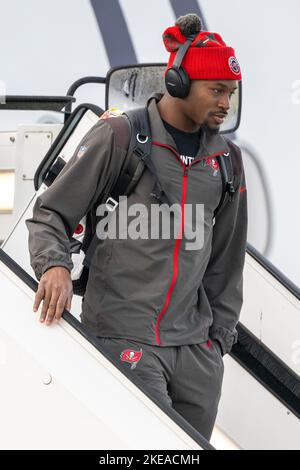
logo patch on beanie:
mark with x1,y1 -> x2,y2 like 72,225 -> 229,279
228,56 -> 240,75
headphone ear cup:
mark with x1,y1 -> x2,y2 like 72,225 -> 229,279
165,67 -> 190,98
165,68 -> 181,97
177,68 -> 190,98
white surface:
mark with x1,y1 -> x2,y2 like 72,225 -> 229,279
0,260 -> 205,450
2,108 -> 100,277
12,124 -> 62,222
239,141 -> 270,254
0,131 -> 16,167
1,253 -> 299,450
0,0 -> 109,97
0,132 -> 17,239
241,253 -> 300,376
0,124 -> 61,241
218,355 -> 300,450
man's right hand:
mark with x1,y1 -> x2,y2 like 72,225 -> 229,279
33,266 -> 73,325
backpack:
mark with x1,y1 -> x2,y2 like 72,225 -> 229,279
69,106 -> 236,295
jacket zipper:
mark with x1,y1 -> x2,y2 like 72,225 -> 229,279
152,141 -> 227,345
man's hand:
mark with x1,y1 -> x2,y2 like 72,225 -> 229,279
33,267 -> 73,325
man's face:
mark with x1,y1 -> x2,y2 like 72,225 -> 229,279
181,79 -> 238,132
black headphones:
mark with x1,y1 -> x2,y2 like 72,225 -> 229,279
165,34 -> 197,99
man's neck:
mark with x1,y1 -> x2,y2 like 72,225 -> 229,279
157,94 -> 202,133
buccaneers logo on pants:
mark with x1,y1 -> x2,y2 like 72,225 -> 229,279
120,348 -> 143,370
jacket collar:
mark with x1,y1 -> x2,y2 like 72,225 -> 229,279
146,93 -> 230,159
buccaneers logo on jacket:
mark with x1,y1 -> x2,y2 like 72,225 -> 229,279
120,348 -> 143,369
200,156 -> 220,176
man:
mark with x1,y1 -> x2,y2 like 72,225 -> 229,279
26,14 -> 247,441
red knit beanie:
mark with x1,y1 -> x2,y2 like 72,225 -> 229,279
163,14 -> 242,81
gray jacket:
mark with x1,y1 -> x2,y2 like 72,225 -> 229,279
26,94 -> 248,355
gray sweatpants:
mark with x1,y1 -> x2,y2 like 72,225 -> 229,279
96,336 -> 224,441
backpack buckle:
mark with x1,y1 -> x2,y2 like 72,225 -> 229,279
105,196 -> 119,212
226,181 -> 235,202
136,133 -> 149,144
133,146 -> 149,162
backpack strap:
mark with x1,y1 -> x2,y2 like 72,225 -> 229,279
213,152 -> 235,223
80,115 -> 135,251
83,106 -> 155,268
124,107 -> 170,204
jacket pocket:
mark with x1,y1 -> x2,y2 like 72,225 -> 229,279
210,339 -> 224,369
104,237 -> 174,308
